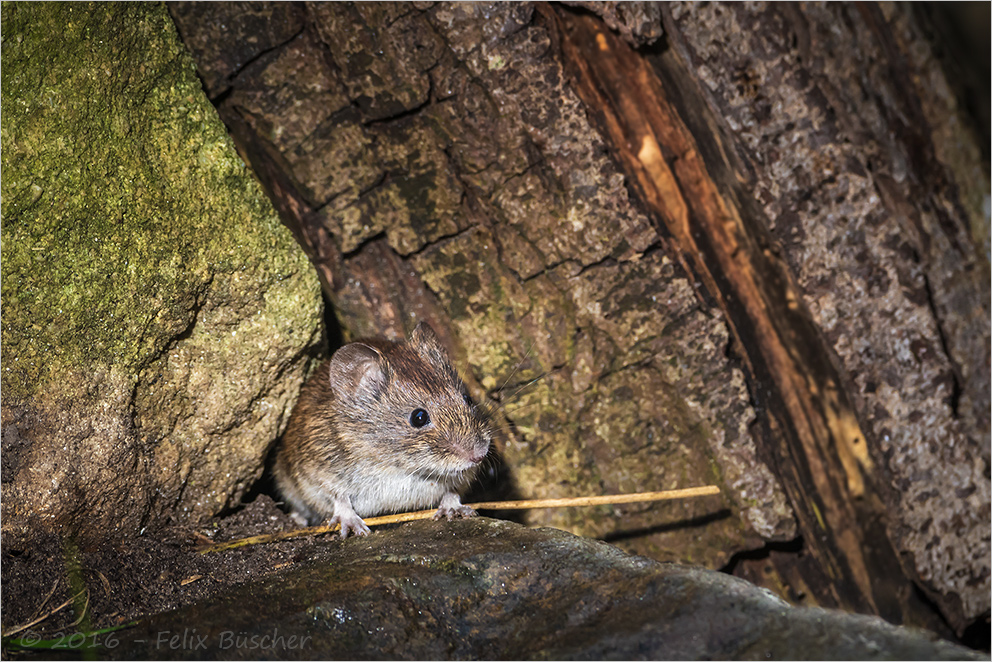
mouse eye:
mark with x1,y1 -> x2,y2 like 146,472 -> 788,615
409,408 -> 430,428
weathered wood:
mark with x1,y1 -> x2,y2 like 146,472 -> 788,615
554,3 -> 886,619
551,1 -> 988,636
657,3 -> 989,636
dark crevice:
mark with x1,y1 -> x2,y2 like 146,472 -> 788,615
331,218 -> 482,263
516,240 -> 676,290
400,222 -> 485,260
170,285 -> 210,347
225,24 -> 307,93
906,581 -> 986,651
211,84 -> 234,107
362,78 -> 435,128
336,230 -> 387,261
602,509 -> 734,544
719,536 -> 805,575
218,445 -> 282,520
960,610 -> 991,652
382,4 -> 419,29
320,103 -> 365,132
352,168 -> 392,204
322,289 -> 344,353
921,273 -> 964,417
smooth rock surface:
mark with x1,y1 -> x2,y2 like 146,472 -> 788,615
108,519 -> 978,660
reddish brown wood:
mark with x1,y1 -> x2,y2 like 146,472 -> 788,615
551,6 -> 945,632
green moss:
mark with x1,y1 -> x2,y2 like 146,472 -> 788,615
1,2 -> 310,398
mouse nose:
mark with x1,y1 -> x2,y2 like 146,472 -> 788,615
460,437 -> 489,464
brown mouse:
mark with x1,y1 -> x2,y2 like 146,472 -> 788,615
273,321 -> 494,538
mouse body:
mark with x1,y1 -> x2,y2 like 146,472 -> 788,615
273,321 -> 493,538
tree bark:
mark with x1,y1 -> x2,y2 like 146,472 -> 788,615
170,1 -> 989,640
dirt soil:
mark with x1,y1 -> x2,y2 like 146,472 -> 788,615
0,495 -> 339,649
1,461 -> 519,657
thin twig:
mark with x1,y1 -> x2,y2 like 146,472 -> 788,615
67,588 -> 91,628
468,485 -> 721,510
2,590 -> 86,638
198,485 -> 721,554
27,580 -> 61,623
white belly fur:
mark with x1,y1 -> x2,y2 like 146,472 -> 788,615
346,465 -> 454,517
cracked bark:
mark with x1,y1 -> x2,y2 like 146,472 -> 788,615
170,1 -> 989,640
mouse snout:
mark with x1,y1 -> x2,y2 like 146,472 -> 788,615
467,446 -> 488,464
437,408 -> 492,467
450,435 -> 489,466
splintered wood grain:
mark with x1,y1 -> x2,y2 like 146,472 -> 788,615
660,2 -> 989,634
555,6 -> 880,615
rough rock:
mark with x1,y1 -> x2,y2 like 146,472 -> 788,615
0,2 -> 322,542
108,519 -> 979,660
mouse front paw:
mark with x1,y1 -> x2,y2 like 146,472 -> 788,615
434,492 -> 477,521
328,512 -> 371,539
433,504 -> 477,521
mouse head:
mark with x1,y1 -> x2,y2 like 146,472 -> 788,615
328,322 -> 493,480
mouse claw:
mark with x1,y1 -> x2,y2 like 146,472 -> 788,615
434,492 -> 477,521
433,504 -> 477,521
328,512 -> 371,539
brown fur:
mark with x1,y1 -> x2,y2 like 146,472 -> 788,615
273,322 -> 494,536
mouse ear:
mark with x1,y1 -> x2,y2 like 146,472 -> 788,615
409,321 -> 452,369
329,342 -> 388,400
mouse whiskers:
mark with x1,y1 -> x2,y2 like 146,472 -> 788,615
493,342 -> 535,399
